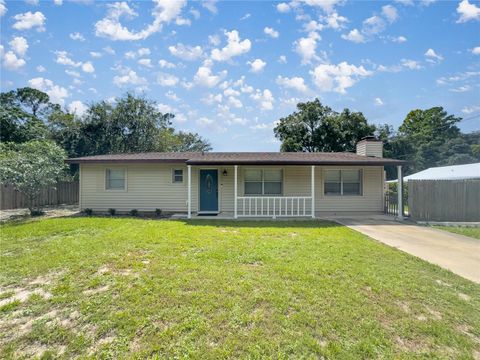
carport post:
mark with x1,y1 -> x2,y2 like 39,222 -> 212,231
187,165 -> 192,219
311,165 -> 315,218
397,165 -> 404,220
234,165 -> 238,219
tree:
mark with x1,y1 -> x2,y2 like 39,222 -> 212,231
0,141 -> 68,215
274,98 -> 376,152
157,129 -> 212,152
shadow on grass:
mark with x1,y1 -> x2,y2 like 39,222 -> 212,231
177,219 -> 342,229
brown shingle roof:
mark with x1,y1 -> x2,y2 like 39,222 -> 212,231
66,152 -> 406,166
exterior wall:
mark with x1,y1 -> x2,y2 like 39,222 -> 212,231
356,141 -> 383,158
80,163 -> 384,214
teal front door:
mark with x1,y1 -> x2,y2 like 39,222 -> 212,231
199,170 -> 218,212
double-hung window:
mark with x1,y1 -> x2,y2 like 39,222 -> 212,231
244,169 -> 282,196
324,169 -> 362,196
106,169 -> 126,190
172,169 -> 183,183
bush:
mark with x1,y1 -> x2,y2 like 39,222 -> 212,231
129,209 -> 139,216
83,208 -> 93,216
30,209 -> 45,217
108,208 -> 116,216
155,208 -> 162,216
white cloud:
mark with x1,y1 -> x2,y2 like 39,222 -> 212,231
394,0 -> 414,5
302,0 -> 343,14
362,15 -> 385,35
208,34 -> 221,46
250,123 -> 270,130
113,68 -> 146,87
190,8 -> 200,19
251,89 -> 274,110
202,0 -> 218,14
449,85 -> 471,92
81,61 -> 95,73
53,0 -> 62,5
159,59 -> 176,68
211,30 -> 251,62
201,93 -> 223,105
322,12 -> 348,30
55,51 -> 81,67
401,59 -> 422,70
264,27 -> 279,38
138,58 -> 153,67
424,48 -> 443,62
196,117 -> 226,133
36,65 -> 46,72
294,31 -> 321,64
95,0 -> 188,41
227,96 -> 243,108
240,13 -> 251,20
9,36 -> 28,56
65,69 -> 81,77
90,51 -> 102,58
25,0 -> 39,5
248,58 -> 266,73
461,105 -> 480,114
28,77 -> 69,105
104,46 -> 115,55
69,32 -> 85,41
0,0 -> 7,17
278,55 -> 287,64
381,5 -> 398,23
2,51 -> 26,70
68,100 -> 88,116
157,72 -> 179,86
374,97 -> 384,106
168,43 -> 203,61
276,76 -> 309,93
194,63 -> 227,87
341,29 -> 365,43
276,2 -> 290,13
456,0 -> 480,23
138,47 -> 150,56
472,46 -> 480,55
391,35 -> 407,43
165,90 -> 180,101
12,11 -> 45,31
310,62 -> 372,94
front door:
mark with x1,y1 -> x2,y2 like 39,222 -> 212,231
199,169 -> 218,212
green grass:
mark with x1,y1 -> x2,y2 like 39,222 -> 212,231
1,218 -> 479,359
434,226 -> 480,240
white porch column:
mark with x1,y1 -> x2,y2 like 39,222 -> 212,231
397,165 -> 404,220
311,165 -> 315,219
187,165 -> 192,219
234,165 -> 238,219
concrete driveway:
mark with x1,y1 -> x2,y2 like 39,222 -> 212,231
326,215 -> 480,284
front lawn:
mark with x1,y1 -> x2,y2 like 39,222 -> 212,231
434,226 -> 480,240
1,218 -> 479,359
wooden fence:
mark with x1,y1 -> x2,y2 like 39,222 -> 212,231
408,180 -> 480,222
0,181 -> 79,210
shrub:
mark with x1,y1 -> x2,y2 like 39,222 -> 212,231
30,209 -> 45,217
108,208 -> 116,216
129,209 -> 139,216
83,208 -> 93,216
155,208 -> 162,216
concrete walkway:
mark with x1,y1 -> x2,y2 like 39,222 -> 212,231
327,215 -> 480,284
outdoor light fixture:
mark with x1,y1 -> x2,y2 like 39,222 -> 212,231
223,169 -> 228,176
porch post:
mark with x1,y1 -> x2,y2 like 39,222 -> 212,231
187,165 -> 192,219
234,165 -> 238,219
397,165 -> 404,220
311,165 -> 315,219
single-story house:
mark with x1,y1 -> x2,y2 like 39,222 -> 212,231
387,162 -> 480,183
66,137 -> 406,219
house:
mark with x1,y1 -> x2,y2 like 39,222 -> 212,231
388,162 -> 480,183
66,137 -> 406,219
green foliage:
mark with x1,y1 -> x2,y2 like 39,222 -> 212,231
274,98 -> 376,152
83,208 -> 93,216
0,140 -> 67,214
155,208 -> 162,216
108,208 -> 116,216
129,209 -> 139,216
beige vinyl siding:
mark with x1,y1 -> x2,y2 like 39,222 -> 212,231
356,141 -> 383,158
80,164 -> 384,214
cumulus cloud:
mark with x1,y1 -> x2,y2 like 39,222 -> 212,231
95,0 -> 188,41
69,32 -> 85,41
36,65 -> 46,72
168,43 -> 203,60
381,5 -> 398,23
0,0 -> 7,17
391,35 -> 407,43
322,12 -> 348,30
401,59 -> 422,70
138,58 -> 152,67
28,77 -> 69,105
456,0 -> 480,23
55,51 -> 82,67
294,31 -> 321,64
202,0 -> 218,14
159,59 -> 176,68
472,46 -> 480,55
302,0 -> 343,14
264,27 -> 279,38
276,76 -> 309,93
424,48 -> 443,62
374,97 -> 384,106
310,62 -> 372,94
194,63 -> 227,87
276,2 -> 290,13
157,72 -> 179,86
81,61 -> 95,73
248,58 -> 266,73
251,89 -> 274,110
65,69 -> 81,78
278,55 -> 287,64
9,36 -> 28,56
461,105 -> 480,114
341,29 -> 364,43
1,50 -> 26,70
68,100 -> 88,115
362,15 -> 385,35
211,30 -> 251,62
12,11 -> 45,32
196,117 -> 226,133
113,67 -> 147,87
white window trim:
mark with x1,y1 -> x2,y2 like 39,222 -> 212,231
105,167 -> 127,192
323,168 -> 363,197
172,168 -> 184,184
243,168 -> 284,196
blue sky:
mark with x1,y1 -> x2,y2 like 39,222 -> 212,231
1,0 -> 479,151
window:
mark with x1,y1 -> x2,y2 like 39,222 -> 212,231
106,169 -> 126,190
244,169 -> 282,195
172,169 -> 183,183
324,169 -> 362,196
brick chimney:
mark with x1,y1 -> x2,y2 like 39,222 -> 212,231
356,136 -> 383,158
